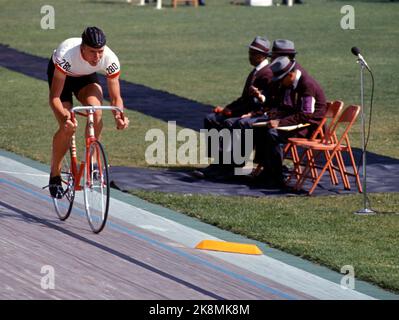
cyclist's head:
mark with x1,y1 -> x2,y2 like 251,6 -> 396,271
81,27 -> 106,66
81,26 -> 106,49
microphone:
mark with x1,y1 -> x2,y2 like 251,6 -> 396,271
351,47 -> 371,71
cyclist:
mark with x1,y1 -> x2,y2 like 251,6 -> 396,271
47,26 -> 129,198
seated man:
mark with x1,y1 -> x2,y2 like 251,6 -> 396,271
234,39 -> 305,135
197,36 -> 272,177
228,40 -> 302,173
253,56 -> 327,187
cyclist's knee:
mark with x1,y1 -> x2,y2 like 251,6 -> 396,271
94,109 -> 103,119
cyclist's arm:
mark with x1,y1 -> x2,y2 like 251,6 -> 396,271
49,68 -> 69,123
107,75 -> 124,115
107,75 -> 129,129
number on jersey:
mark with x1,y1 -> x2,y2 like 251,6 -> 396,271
106,63 -> 119,76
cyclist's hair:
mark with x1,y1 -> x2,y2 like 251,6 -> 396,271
81,26 -> 106,49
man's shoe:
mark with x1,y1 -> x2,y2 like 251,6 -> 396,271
192,164 -> 233,179
49,176 -> 64,199
192,164 -> 221,179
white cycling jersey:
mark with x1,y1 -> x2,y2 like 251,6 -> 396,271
52,37 -> 120,78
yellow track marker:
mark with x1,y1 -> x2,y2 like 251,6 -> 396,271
195,240 -> 263,255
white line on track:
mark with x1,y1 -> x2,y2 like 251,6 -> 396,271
0,170 -> 48,177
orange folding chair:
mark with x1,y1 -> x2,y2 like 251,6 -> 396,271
284,100 -> 344,184
293,105 -> 362,195
172,0 -> 198,8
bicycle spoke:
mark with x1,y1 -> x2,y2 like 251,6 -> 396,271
83,141 -> 110,233
53,149 -> 75,221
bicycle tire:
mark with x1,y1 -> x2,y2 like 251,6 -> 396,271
83,141 -> 110,234
53,148 -> 75,221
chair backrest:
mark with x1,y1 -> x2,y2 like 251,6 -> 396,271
324,105 -> 361,144
325,100 -> 344,120
172,0 -> 198,8
310,100 -> 344,140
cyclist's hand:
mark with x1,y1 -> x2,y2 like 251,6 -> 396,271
64,118 -> 77,131
115,114 -> 129,130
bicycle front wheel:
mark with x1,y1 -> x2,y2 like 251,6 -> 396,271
83,141 -> 110,234
53,148 -> 75,221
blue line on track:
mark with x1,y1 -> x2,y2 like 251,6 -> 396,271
0,177 -> 298,300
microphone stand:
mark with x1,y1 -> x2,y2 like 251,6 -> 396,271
354,58 -> 375,215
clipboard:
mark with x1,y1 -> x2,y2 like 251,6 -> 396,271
252,122 -> 310,131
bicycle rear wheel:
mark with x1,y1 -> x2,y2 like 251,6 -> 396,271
53,148 -> 75,221
83,141 -> 110,233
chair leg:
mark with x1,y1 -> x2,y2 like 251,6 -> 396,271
307,149 -> 338,195
324,150 -> 339,185
308,149 -> 318,179
291,145 -> 303,181
289,145 -> 308,186
294,148 -> 315,191
347,145 -> 363,193
336,150 -> 351,190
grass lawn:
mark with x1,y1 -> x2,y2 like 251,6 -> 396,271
1,0 -> 399,293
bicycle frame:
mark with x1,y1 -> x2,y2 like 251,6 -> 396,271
69,106 -> 124,191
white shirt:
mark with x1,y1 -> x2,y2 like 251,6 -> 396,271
253,59 -> 269,103
52,38 -> 120,78
292,69 -> 302,90
255,58 -> 269,73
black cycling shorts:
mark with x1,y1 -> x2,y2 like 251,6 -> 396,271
47,59 -> 100,104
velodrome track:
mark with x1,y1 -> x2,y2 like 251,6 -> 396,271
0,150 -> 396,300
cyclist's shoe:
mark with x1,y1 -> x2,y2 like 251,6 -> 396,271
49,176 -> 64,199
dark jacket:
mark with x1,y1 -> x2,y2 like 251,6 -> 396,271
226,62 -> 273,117
268,68 -> 327,137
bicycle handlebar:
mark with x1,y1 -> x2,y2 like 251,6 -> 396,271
71,106 -> 124,114
71,106 -> 125,122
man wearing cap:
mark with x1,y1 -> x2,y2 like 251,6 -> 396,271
253,56 -> 327,187
240,39 -> 306,123
265,39 -> 310,107
196,36 -> 273,178
270,39 -> 310,78
231,39 -> 302,174
270,39 -> 297,61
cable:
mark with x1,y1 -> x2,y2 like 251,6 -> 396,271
356,67 -> 374,171
364,69 -> 374,151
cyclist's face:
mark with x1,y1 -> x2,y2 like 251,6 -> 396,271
81,44 -> 104,66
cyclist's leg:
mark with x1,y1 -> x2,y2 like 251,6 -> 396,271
77,83 -> 104,140
48,59 -> 75,178
50,101 -> 74,178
